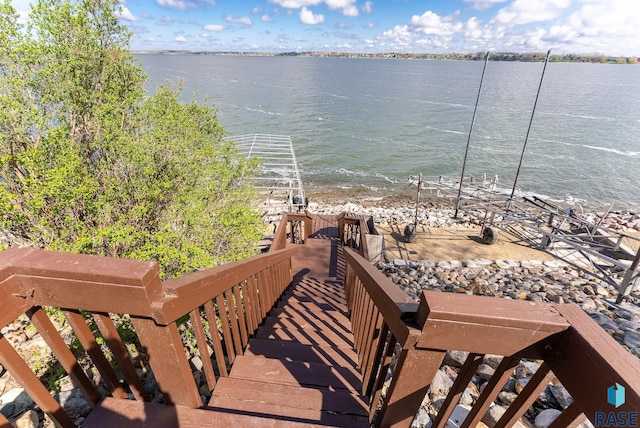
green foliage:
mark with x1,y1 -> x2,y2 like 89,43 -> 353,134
0,0 -> 264,277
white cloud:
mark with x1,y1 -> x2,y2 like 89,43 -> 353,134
299,7 -> 325,24
156,0 -> 216,10
157,16 -> 175,25
175,35 -> 187,42
539,0 -> 640,55
116,6 -> 139,22
203,24 -> 225,32
225,15 -> 253,26
269,0 -> 357,16
409,11 -> 463,37
362,1 -> 373,15
343,5 -> 359,17
378,25 -> 414,49
494,0 -> 571,26
461,0 -> 508,11
269,0 -> 322,8
156,0 -> 197,10
252,6 -> 264,14
325,0 -> 358,15
262,15 -> 274,23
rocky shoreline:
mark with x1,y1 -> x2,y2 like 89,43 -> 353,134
307,193 -> 640,360
310,194 -> 639,428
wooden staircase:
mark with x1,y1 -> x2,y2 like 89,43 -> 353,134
208,239 -> 368,426
81,218 -> 368,427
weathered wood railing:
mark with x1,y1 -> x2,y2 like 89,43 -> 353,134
0,245 -> 296,426
338,213 -> 370,260
343,247 -> 640,427
271,211 -> 313,250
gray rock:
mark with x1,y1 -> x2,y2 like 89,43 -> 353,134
411,408 -> 432,428
549,384 -> 573,409
590,312 -> 618,332
482,404 -> 506,427
483,355 -> 503,369
443,350 -> 469,368
498,391 -> 518,405
144,369 -> 159,396
0,388 -> 34,419
56,388 -> 91,421
15,409 -> 39,428
447,405 -> 471,428
624,331 -> 640,351
460,387 -> 476,406
429,369 -> 454,399
581,299 -> 598,312
476,364 -> 495,381
516,361 -> 541,379
535,408 -> 562,428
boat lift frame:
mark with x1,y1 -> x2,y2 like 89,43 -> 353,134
415,175 -> 640,302
227,134 -> 306,218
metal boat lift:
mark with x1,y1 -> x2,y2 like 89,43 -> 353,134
413,175 -> 640,302
227,134 -> 306,220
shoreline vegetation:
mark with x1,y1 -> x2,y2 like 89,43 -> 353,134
134,50 -> 640,64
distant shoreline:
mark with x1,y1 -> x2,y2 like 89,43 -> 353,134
133,50 -> 639,64
305,185 -> 639,215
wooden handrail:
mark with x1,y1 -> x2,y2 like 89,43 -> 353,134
153,247 -> 297,324
0,245 -> 298,424
338,213 -> 370,260
342,246 -> 640,427
270,211 -> 313,251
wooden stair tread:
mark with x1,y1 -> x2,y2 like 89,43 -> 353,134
245,338 -> 359,369
228,355 -> 362,393
255,325 -> 356,348
81,397 -> 313,427
271,300 -> 349,317
268,306 -> 352,326
210,377 -> 368,416
209,396 -> 368,427
276,297 -> 348,313
262,315 -> 353,337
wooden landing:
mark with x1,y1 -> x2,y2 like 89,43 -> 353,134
207,232 -> 368,426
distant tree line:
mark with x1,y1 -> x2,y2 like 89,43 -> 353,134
136,50 -> 638,64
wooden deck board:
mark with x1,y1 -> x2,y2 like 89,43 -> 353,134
211,377 -> 367,415
254,325 -> 357,348
228,355 -> 362,393
209,396 -> 368,427
82,397 -> 314,427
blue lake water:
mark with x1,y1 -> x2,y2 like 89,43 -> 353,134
139,55 -> 640,211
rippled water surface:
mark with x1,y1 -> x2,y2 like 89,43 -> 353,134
140,55 -> 640,211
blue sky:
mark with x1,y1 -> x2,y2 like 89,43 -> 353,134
10,0 -> 640,55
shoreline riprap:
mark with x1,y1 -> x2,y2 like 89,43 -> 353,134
306,192 -> 640,233
309,193 -> 638,428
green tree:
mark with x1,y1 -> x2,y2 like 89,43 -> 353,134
0,0 -> 264,278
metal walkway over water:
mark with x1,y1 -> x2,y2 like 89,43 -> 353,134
228,134 -> 306,217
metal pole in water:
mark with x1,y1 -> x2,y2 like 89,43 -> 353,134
455,51 -> 490,218
509,49 -> 551,201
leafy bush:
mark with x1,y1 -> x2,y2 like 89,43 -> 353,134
0,0 -> 264,277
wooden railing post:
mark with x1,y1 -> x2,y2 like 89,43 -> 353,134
375,346 -> 446,427
130,318 -> 202,408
